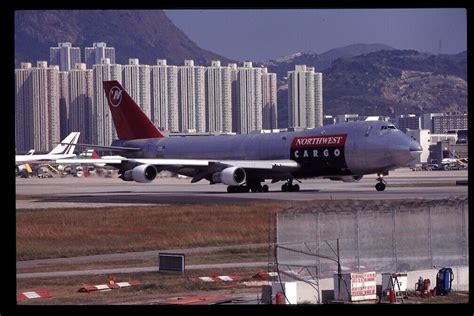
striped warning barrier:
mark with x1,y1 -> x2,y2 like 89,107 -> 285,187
17,290 -> 51,301
78,280 -> 141,292
192,275 -> 241,283
252,271 -> 278,279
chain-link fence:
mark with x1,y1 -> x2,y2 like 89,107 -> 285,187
275,198 -> 468,283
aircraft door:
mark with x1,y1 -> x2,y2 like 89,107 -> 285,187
346,125 -> 368,173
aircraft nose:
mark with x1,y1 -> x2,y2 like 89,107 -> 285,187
409,141 -> 423,159
386,136 -> 422,167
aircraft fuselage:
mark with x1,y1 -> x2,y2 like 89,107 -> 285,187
111,120 -> 420,180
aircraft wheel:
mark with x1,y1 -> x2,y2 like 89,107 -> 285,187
281,183 -> 289,192
292,184 -> 300,192
262,184 -> 269,192
238,186 -> 247,193
375,182 -> 386,191
227,186 -> 235,193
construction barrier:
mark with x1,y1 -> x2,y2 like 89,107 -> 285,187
190,271 -> 279,284
17,290 -> 51,301
252,271 -> 279,279
191,275 -> 241,283
78,280 -> 141,293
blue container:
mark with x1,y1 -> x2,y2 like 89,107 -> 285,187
436,267 -> 454,295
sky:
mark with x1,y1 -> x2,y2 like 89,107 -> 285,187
164,9 -> 467,62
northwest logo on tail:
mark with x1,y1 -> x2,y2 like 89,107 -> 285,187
109,86 -> 123,107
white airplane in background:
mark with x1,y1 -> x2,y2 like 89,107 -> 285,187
16,132 -> 80,164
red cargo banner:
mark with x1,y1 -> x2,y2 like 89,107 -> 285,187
291,134 -> 347,149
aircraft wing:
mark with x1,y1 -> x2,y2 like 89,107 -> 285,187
133,159 -> 299,170
56,157 -> 300,181
55,156 -> 127,166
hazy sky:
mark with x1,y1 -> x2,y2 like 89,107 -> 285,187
164,9 -> 467,61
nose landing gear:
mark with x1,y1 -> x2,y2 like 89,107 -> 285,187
375,173 -> 387,191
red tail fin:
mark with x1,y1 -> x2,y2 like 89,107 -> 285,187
103,81 -> 164,140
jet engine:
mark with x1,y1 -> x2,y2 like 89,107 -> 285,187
328,175 -> 363,182
212,167 -> 246,186
122,164 -> 157,183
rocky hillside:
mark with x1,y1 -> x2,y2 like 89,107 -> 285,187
277,49 -> 467,125
322,49 -> 467,116
263,43 -> 395,80
15,10 -> 233,67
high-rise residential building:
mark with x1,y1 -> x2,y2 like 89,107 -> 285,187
68,63 -> 93,143
432,113 -> 468,134
287,65 -> 323,129
234,61 -> 262,134
206,60 -> 232,133
314,72 -> 323,128
15,61 -> 60,152
58,71 -> 70,139
92,58 -> 122,145
50,42 -> 81,72
261,67 -> 277,130
195,65 -> 206,133
46,64 -> 61,149
178,60 -> 206,133
84,42 -> 116,69
15,63 -> 33,152
122,58 -> 151,118
229,63 -> 239,133
150,59 -> 179,132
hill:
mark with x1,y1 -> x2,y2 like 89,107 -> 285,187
323,49 -> 467,116
263,43 -> 395,80
276,49 -> 467,126
15,10 -> 233,67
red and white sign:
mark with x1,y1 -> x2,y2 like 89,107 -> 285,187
78,280 -> 141,292
350,272 -> 377,301
291,134 -> 347,148
17,290 -> 51,301
192,275 -> 240,283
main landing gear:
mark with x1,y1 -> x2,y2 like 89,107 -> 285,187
227,183 -> 269,193
281,179 -> 300,192
375,173 -> 387,191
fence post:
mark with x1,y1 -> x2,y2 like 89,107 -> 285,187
428,205 -> 433,268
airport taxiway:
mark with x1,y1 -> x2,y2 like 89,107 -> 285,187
16,168 -> 468,209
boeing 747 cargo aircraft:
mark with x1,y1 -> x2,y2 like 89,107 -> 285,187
58,81 -> 422,192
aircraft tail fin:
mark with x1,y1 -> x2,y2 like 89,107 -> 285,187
49,132 -> 80,155
103,80 -> 164,140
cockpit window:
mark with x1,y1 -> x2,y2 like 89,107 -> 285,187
381,125 -> 397,130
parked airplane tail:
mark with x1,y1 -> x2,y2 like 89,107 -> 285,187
103,80 -> 164,140
49,132 -> 81,155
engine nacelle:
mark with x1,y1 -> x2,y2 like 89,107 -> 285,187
122,164 -> 157,183
212,167 -> 246,186
328,175 -> 363,182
